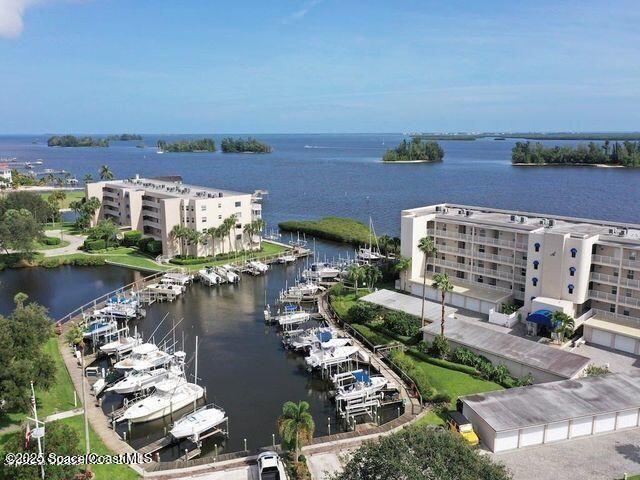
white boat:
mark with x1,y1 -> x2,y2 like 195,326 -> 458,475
119,381 -> 204,423
285,327 -> 337,350
277,253 -> 297,264
100,336 -> 142,356
113,343 -> 174,371
83,318 -> 118,338
94,303 -> 139,320
198,267 -> 222,286
276,307 -> 311,327
145,282 -> 185,296
281,280 -> 322,302
216,266 -> 239,283
305,345 -> 360,369
302,262 -> 341,281
161,272 -> 194,286
357,247 -> 382,262
107,367 -> 177,394
170,403 -> 226,441
334,371 -> 387,402
249,260 -> 269,273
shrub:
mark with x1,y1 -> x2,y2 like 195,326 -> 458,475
122,230 -> 142,246
137,236 -> 153,251
329,283 -> 344,297
429,335 -> 450,359
585,364 -> 611,377
347,303 -> 381,324
83,239 -> 106,251
429,392 -> 452,404
383,311 -> 420,337
42,236 -> 61,246
409,350 -> 479,376
146,239 -> 163,254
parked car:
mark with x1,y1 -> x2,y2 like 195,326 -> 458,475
447,411 -> 479,446
257,451 -> 288,480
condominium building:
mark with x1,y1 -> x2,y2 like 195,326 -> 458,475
0,167 -> 12,186
86,175 -> 262,257
401,204 -> 640,355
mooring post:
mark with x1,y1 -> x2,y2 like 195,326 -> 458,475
328,417 -> 331,436
244,438 -> 247,452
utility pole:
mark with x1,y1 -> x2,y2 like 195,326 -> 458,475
81,349 -> 91,475
30,381 -> 45,480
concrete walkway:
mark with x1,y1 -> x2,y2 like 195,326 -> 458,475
41,229 -> 86,257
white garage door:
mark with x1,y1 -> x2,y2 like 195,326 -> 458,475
594,413 -> 616,433
519,426 -> 544,447
617,409 -> 639,429
614,334 -> 637,354
591,329 -> 613,348
570,417 -> 593,438
493,430 -> 519,452
466,298 -> 480,312
545,421 -> 569,443
480,301 -> 493,315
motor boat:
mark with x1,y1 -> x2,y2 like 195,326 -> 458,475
198,267 -> 222,286
170,403 -> 226,441
161,272 -> 194,286
302,262 -> 340,281
107,365 -> 184,395
94,303 -> 139,320
305,345 -> 360,370
334,371 -> 388,402
216,266 -> 239,283
99,335 -> 142,356
248,260 -> 269,273
113,343 -> 175,371
119,380 -> 204,423
145,282 -> 185,296
285,327 -> 337,351
277,253 -> 296,264
276,307 -> 311,327
83,318 -> 118,339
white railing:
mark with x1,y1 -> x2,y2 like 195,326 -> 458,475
475,236 -> 516,249
593,309 -> 640,324
592,254 -> 620,266
473,266 -> 514,282
515,242 -> 528,251
474,251 -> 515,264
589,289 -> 617,303
618,295 -> 640,309
427,229 -> 473,242
622,258 -> 640,270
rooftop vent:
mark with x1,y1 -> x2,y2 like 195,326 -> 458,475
609,227 -> 618,235
510,214 -> 517,222
548,219 -> 556,227
519,216 -> 527,223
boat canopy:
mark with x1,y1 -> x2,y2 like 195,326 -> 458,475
526,309 -> 554,329
316,331 -> 332,343
353,371 -> 371,385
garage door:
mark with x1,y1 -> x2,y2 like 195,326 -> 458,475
480,301 -> 493,315
466,298 -> 480,312
545,421 -> 569,443
493,430 -> 519,452
519,426 -> 544,447
591,329 -> 613,348
594,413 -> 616,433
570,417 -> 593,438
614,334 -> 637,354
617,409 -> 639,429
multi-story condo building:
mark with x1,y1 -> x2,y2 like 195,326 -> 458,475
86,175 -> 262,257
401,204 -> 640,355
0,167 -> 12,186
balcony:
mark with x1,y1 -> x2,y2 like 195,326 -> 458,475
592,308 -> 640,324
590,272 -> 619,287
588,289 -> 618,303
427,229 -> 473,242
474,251 -> 514,264
473,266 -> 514,282
592,254 -> 620,267
618,295 -> 640,309
475,235 -> 516,249
433,258 -> 468,271
622,258 -> 640,270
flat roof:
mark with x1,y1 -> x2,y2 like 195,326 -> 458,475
103,177 -> 250,199
402,203 -> 640,242
360,289 -> 457,322
586,315 -> 640,341
462,371 -> 640,432
412,275 -> 511,303
423,319 -> 590,379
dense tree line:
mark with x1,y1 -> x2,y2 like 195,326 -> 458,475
383,138 -> 444,162
106,133 -> 143,141
47,135 -> 109,147
511,140 -> 640,166
156,138 -> 216,152
220,137 -> 272,153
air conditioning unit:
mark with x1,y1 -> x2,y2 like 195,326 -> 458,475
549,219 -> 556,227
519,216 -> 527,223
510,215 -> 516,222
609,227 -> 618,235
435,206 -> 442,212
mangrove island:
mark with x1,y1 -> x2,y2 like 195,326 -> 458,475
382,137 -> 444,163
511,140 -> 640,167
221,137 -> 272,153
47,135 -> 109,147
106,134 -> 143,141
157,138 -> 217,153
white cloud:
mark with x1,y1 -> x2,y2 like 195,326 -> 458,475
0,0 -> 43,38
285,0 -> 323,23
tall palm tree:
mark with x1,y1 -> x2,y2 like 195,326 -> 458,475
363,264 -> 382,290
347,264 -> 365,297
83,173 -> 94,184
418,236 -> 438,327
99,165 -> 114,181
551,311 -> 575,343
170,225 -> 187,257
432,273 -> 453,336
65,322 -> 85,351
277,401 -> 315,463
243,222 -> 255,248
394,256 -> 411,290
222,215 -> 237,253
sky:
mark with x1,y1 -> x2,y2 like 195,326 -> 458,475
0,0 -> 639,133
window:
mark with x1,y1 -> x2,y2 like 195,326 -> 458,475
479,246 -> 485,253
236,234 -> 242,240
218,215 -> 222,220
569,267 -> 576,277
218,203 -> 222,208
532,277 -> 538,286
534,242 -> 540,252
533,260 -> 539,270
235,201 -> 242,207
631,252 -> 637,261
201,205 -> 206,211
624,310 -> 630,316
202,217 -> 207,222
568,284 -> 574,294
610,305 -> 616,313
612,287 -> 617,295
570,248 -> 578,258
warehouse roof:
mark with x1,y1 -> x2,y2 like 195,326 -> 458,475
462,371 -> 640,432
423,319 -> 590,379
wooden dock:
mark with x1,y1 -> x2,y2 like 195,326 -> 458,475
139,435 -> 175,455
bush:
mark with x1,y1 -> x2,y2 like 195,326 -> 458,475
388,350 -> 435,400
383,311 -> 420,337
347,303 -> 381,324
146,239 -> 163,254
429,335 -> 450,359
39,255 -> 106,268
122,230 -> 142,246
409,349 -> 479,376
83,238 -> 106,251
169,255 -> 213,265
42,236 -> 61,245
138,236 -> 153,251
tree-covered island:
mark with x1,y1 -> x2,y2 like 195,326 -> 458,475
106,134 -> 143,141
156,138 -> 217,152
382,137 -> 444,163
221,137 -> 272,153
512,140 -> 640,167
47,135 -> 109,147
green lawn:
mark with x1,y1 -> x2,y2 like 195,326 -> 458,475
352,323 -> 394,346
107,253 -> 171,272
171,241 -> 288,272
40,189 -> 85,209
329,288 -> 373,319
44,221 -> 83,234
278,216 -> 374,246
415,410 -> 446,427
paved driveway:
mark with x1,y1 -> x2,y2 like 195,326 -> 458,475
181,465 -> 257,480
493,428 -> 640,480
42,229 -> 86,257
307,451 -> 351,479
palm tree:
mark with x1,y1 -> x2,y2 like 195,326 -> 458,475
432,273 -> 453,336
418,236 -> 438,327
170,225 -> 188,257
243,222 -> 255,248
222,215 -> 237,253
13,292 -> 28,309
552,311 -> 575,343
277,401 -> 315,463
363,264 -> 382,290
83,173 -> 93,184
347,264 -> 365,297
99,165 -> 114,181
394,256 -> 411,290
65,322 -> 85,351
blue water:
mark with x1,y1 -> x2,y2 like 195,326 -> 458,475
2,134 -> 639,234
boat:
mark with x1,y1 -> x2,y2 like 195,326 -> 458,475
286,328 -> 346,351
248,260 -> 269,273
275,306 -> 311,327
280,280 -> 323,302
145,282 -> 185,296
357,247 -> 382,262
161,272 -> 194,286
94,302 -> 139,320
198,267 -> 222,286
113,343 -> 175,371
170,403 -> 226,441
83,318 -> 118,339
302,262 -> 341,281
99,335 -> 142,356
277,253 -> 297,264
305,345 -> 361,370
119,380 -> 204,423
334,371 -> 388,402
107,365 -> 183,395
216,266 -> 239,283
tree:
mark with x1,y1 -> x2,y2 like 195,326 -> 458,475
222,215 -> 237,252
418,236 -> 438,327
83,173 -> 94,183
46,190 -> 67,223
363,264 -> 382,290
244,219 -> 266,249
347,264 -> 366,297
99,164 -> 114,180
277,400 -> 315,462
87,219 -> 119,249
170,225 -> 188,257
65,322 -> 86,351
0,209 -> 43,256
330,424 -> 511,480
394,256 -> 411,290
551,311 -> 575,343
0,191 -> 53,224
1,421 -> 82,480
13,292 -> 29,309
432,273 -> 453,336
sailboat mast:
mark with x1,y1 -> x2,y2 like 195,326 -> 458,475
193,335 -> 199,412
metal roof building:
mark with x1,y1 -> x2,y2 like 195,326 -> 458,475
461,371 -> 640,452
423,319 -> 590,383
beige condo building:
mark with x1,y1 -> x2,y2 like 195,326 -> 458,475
401,204 -> 640,355
86,175 -> 262,257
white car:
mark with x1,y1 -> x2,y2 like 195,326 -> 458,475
257,451 -> 287,480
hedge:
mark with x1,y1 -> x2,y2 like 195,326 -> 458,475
146,240 -> 163,254
138,236 -> 153,251
39,256 -> 106,268
408,349 -> 480,376
122,230 -> 142,246
84,239 -> 106,251
42,236 -> 61,246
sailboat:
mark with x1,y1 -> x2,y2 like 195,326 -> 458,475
357,217 -> 382,262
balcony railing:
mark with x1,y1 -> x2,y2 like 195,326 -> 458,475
622,258 -> 640,270
473,266 -> 514,282
474,251 -> 515,264
589,289 -> 617,303
593,308 -> 640,324
592,254 -> 620,267
618,295 -> 640,309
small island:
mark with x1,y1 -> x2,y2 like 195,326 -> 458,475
221,137 -> 272,153
47,135 -> 109,147
279,217 -> 375,246
511,141 -> 640,167
156,138 -> 216,153
106,134 -> 143,141
383,138 -> 444,163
